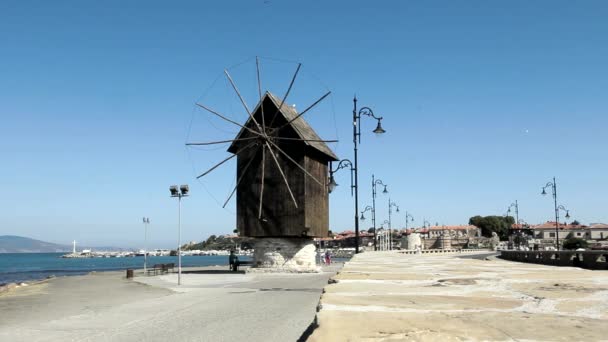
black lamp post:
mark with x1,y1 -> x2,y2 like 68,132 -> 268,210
507,200 -> 519,228
360,205 -> 373,221
405,211 -> 414,230
380,220 -> 390,251
328,159 -> 356,248
372,175 -> 388,251
352,97 -> 386,253
360,205 -> 373,249
541,178 -> 571,250
328,159 -> 353,194
388,199 -> 399,250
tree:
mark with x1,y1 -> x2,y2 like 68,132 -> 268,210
571,220 -> 581,226
468,215 -> 514,240
562,236 -> 588,250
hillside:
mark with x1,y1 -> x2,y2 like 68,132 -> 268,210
0,236 -> 129,253
0,235 -> 71,253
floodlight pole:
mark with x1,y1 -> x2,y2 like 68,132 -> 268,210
170,185 -> 189,285
143,217 -> 149,273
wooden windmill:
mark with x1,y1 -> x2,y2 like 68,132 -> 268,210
187,59 -> 338,239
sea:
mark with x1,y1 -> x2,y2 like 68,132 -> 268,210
0,253 -> 249,285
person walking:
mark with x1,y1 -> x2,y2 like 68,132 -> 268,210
229,250 -> 239,271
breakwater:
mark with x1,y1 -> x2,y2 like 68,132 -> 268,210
500,250 -> 608,270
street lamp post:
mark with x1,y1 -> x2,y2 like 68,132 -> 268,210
380,220 -> 390,250
507,200 -> 519,229
541,178 -> 570,250
352,97 -> 386,253
142,217 -> 150,273
360,205 -> 373,249
388,199 -> 399,250
328,159 -> 356,248
558,205 -> 571,224
372,175 -> 388,251
170,184 -> 189,285
405,211 -> 414,230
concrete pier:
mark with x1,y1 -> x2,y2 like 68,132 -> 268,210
309,251 -> 608,341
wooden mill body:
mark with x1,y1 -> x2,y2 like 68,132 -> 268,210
228,93 -> 338,238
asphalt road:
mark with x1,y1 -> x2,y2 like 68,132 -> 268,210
0,264 -> 342,342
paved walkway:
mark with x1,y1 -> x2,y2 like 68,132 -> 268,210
308,251 -> 608,341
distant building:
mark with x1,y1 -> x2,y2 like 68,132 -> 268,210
588,223 -> 608,240
532,221 -> 588,240
401,225 -> 481,250
509,221 -> 608,250
315,230 -> 375,249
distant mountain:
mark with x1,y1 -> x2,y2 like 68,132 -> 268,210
0,236 -> 129,253
0,235 -> 70,253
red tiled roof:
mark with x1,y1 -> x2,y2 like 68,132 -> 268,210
427,225 -> 477,230
531,221 -> 588,229
590,223 -> 608,229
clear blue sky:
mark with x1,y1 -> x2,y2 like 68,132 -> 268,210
1,1 -> 607,248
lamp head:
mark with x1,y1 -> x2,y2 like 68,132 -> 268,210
382,185 -> 388,194
541,188 -> 547,196
360,212 -> 366,221
328,175 -> 338,193
170,185 -> 179,197
565,211 -> 571,219
373,119 -> 386,135
396,207 -> 400,213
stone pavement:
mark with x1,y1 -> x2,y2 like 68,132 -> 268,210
308,251 -> 608,341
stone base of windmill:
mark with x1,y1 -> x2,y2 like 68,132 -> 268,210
247,237 -> 321,273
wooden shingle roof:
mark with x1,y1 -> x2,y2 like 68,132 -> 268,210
227,92 -> 338,161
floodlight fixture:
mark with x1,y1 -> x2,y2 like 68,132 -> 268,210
180,184 -> 189,196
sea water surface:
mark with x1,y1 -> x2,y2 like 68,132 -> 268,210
0,253 -> 250,285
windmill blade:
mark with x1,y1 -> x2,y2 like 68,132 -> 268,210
256,56 -> 266,132
224,69 -> 262,131
195,103 -> 262,137
196,142 -> 256,179
222,146 -> 259,208
268,63 -> 301,128
273,137 -> 338,143
258,144 -> 265,219
275,91 -> 331,131
265,142 -> 298,208
267,140 -> 324,187
186,137 -> 258,146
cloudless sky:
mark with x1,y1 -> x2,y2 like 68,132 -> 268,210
1,1 -> 607,248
